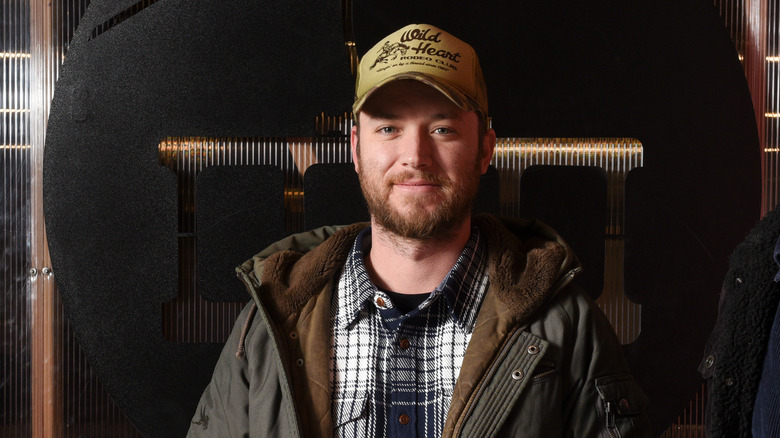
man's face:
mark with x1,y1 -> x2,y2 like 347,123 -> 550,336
351,80 -> 495,240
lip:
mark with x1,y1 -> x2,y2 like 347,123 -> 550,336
395,179 -> 439,187
392,180 -> 441,194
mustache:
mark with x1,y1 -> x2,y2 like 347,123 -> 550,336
388,170 -> 451,186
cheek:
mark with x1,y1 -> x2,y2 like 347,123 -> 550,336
444,150 -> 481,174
360,148 -> 397,172
357,154 -> 390,186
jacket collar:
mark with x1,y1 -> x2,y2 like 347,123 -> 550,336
244,214 -> 579,330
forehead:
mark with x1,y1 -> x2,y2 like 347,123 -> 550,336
359,80 -> 470,122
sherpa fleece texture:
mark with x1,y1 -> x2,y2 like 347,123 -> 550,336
702,206 -> 780,437
254,214 -> 572,330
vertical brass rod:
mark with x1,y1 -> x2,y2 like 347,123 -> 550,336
29,0 -> 60,436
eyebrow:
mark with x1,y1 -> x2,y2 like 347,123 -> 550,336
430,112 -> 459,121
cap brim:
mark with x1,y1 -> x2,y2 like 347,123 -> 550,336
352,73 -> 478,115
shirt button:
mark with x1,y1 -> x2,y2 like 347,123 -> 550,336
375,297 -> 386,307
399,338 -> 411,350
398,414 -> 410,425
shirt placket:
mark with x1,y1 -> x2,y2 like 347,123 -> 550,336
374,291 -> 423,438
332,226 -> 486,438
386,319 -> 418,438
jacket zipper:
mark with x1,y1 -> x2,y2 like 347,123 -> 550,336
236,269 -> 304,438
453,267 -> 581,437
605,401 -> 618,438
549,267 -> 582,298
454,325 -> 523,436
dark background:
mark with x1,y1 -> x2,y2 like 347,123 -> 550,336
43,0 -> 760,435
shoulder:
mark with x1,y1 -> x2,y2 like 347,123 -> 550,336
552,283 -> 607,323
529,283 -> 617,344
237,223 -> 367,288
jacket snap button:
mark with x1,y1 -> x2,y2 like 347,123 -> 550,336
704,355 -> 715,369
290,331 -> 298,339
527,345 -> 540,355
619,398 -> 630,411
398,414 -> 410,425
735,277 -> 743,284
511,369 -> 524,381
296,358 -> 304,367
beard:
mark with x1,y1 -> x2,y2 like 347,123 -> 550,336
357,158 -> 482,240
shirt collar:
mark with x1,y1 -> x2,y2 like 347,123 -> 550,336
334,226 -> 487,332
438,228 -> 487,331
333,228 -> 377,329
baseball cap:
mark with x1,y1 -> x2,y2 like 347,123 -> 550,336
353,24 -> 488,118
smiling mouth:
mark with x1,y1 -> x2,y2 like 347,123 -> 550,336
393,178 -> 442,192
389,171 -> 449,193
396,179 -> 439,187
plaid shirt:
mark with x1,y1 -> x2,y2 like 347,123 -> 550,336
330,227 -> 489,438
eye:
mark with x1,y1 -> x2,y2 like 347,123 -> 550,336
433,127 -> 455,135
377,126 -> 398,135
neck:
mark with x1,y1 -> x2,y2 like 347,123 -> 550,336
365,217 -> 472,295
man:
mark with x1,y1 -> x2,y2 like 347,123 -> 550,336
188,23 -> 651,437
701,203 -> 780,438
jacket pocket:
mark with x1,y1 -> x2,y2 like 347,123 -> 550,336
530,359 -> 558,385
595,374 -> 650,438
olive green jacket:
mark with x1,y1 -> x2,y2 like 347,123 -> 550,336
188,215 -> 652,437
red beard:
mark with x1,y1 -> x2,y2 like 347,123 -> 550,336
357,165 -> 481,240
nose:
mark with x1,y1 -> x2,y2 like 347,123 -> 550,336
401,129 -> 432,169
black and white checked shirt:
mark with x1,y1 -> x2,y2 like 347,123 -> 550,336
330,227 -> 489,438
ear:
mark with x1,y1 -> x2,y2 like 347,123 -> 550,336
351,124 -> 360,173
480,128 -> 496,174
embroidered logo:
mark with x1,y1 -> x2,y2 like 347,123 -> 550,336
370,41 -> 409,69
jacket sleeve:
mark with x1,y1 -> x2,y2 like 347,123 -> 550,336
187,302 -> 299,438
187,303 -> 254,438
559,285 -> 653,438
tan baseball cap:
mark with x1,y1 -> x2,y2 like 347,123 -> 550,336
353,24 -> 488,117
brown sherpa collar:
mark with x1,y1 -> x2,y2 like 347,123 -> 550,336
259,223 -> 368,325
473,214 -> 571,323
258,215 -> 576,328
